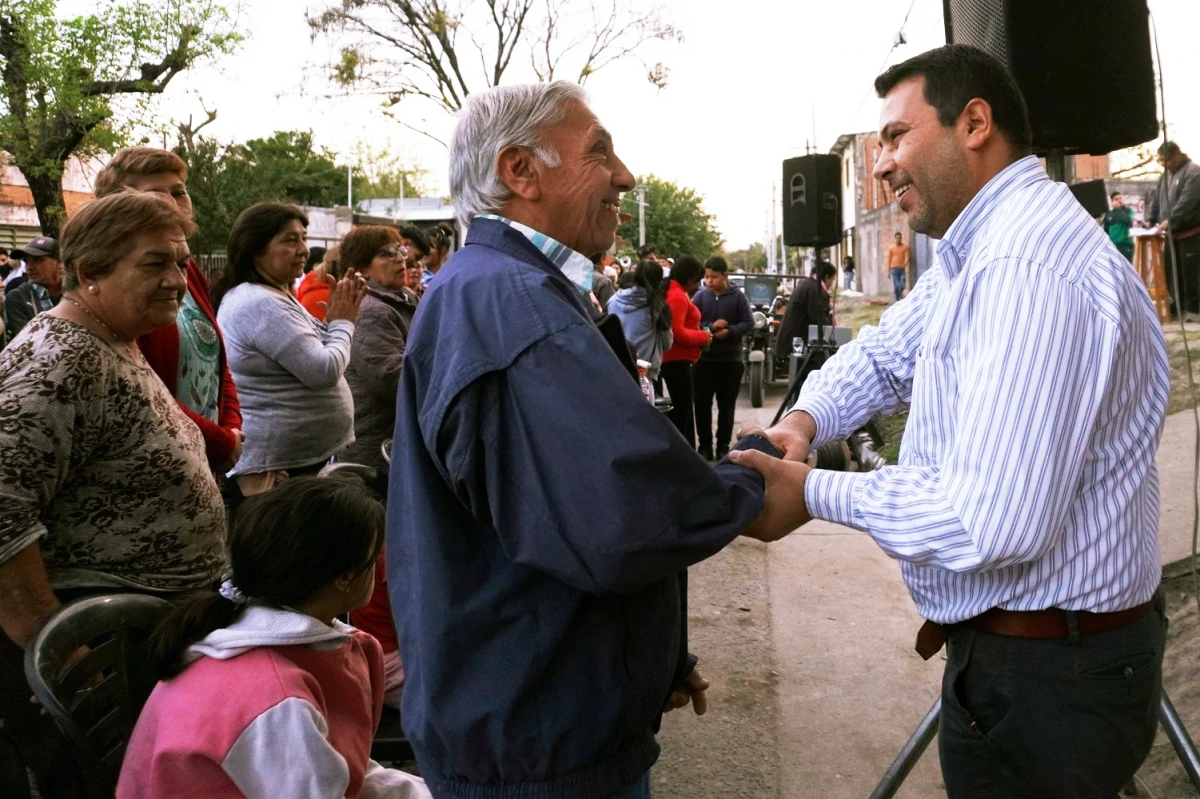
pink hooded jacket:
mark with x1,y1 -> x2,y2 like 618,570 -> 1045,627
117,605 -> 428,799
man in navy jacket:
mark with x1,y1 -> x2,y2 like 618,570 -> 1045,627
387,81 -> 777,799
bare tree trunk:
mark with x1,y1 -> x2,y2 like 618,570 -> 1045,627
24,167 -> 67,239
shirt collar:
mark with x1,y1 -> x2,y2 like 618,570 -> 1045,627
936,155 -> 1046,278
476,214 -> 595,294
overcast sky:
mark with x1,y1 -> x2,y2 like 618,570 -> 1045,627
77,0 -> 1200,249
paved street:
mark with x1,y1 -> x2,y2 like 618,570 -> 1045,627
654,380 -> 1200,799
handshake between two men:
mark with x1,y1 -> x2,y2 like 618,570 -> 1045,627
727,410 -> 820,543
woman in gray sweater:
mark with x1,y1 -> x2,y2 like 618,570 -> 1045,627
212,203 -> 366,497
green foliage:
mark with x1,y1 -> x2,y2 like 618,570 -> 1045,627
179,131 -> 428,253
617,174 -> 722,261
722,242 -> 768,273
0,0 -> 242,235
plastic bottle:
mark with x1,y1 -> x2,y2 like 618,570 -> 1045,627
636,359 -> 654,402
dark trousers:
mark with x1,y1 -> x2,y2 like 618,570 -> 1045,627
693,359 -> 744,453
660,360 -> 696,448
939,599 -> 1166,798
1165,235 -> 1200,316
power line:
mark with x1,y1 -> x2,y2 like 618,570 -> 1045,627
846,0 -> 922,130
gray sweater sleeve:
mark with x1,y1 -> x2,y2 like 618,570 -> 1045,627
231,288 -> 355,390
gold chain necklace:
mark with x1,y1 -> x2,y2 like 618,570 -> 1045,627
62,295 -> 144,363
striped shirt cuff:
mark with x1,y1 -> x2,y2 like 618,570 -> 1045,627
805,468 -> 865,530
792,392 -> 840,449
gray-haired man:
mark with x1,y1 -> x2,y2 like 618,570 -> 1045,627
385,82 -> 776,799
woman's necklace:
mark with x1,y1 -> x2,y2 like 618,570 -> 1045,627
62,295 -> 144,364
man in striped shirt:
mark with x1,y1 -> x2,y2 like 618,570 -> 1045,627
733,44 -> 1170,797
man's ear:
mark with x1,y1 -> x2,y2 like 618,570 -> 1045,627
960,98 -> 995,152
496,145 -> 542,202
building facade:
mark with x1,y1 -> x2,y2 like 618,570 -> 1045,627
0,156 -> 102,248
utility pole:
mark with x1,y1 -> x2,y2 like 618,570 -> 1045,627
347,164 -> 353,209
635,183 -> 648,246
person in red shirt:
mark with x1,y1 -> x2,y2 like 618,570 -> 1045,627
93,148 -> 244,472
659,255 -> 713,447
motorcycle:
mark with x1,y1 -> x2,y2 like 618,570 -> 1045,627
736,275 -> 784,408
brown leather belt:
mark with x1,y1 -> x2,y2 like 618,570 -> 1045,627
915,600 -> 1156,660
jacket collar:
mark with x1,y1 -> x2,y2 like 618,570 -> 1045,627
365,280 -> 419,309
472,214 -> 595,294
936,155 -> 1046,278
185,605 -> 354,664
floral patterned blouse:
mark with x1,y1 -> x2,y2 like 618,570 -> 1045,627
0,315 -> 226,591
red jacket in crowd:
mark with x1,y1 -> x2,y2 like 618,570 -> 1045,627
137,260 -> 242,469
662,279 -> 708,365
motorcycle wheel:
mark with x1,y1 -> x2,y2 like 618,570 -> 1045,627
750,361 -> 763,408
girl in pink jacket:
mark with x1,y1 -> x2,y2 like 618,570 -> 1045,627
117,477 -> 429,799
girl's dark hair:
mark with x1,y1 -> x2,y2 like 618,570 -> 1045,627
424,224 -> 451,253
634,259 -> 672,332
148,477 -> 384,680
211,202 -> 309,309
616,270 -> 635,289
304,246 -> 326,274
669,254 -> 704,288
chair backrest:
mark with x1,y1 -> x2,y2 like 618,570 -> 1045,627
24,594 -> 172,795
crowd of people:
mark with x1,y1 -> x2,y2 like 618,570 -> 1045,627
0,38 -> 1188,799
0,146 -> 439,798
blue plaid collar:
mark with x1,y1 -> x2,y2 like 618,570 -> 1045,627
476,214 -> 595,294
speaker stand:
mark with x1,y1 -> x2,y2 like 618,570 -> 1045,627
1044,147 -> 1076,184
868,693 -> 1200,798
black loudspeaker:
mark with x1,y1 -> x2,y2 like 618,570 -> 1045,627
943,0 -> 1158,155
1068,179 -> 1109,218
782,155 -> 843,248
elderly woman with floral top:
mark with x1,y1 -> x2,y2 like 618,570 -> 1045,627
0,190 -> 228,798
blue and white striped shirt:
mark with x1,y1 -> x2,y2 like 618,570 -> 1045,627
797,156 -> 1170,623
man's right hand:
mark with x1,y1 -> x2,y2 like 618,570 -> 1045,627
737,411 -> 815,463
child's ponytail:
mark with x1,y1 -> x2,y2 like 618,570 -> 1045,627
148,587 -> 246,679
146,476 -> 384,680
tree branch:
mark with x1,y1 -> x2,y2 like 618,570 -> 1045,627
83,24 -> 201,96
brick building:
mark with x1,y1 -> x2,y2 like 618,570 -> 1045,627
830,132 -> 1113,296
0,156 -> 101,249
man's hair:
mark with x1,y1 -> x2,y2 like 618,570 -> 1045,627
1110,191 -> 1123,199
399,225 -> 430,256
637,243 -> 657,259
94,146 -> 189,197
1159,141 -> 1181,158
340,225 -> 400,272
894,232 -> 902,238
814,262 -> 837,280
704,256 -> 728,274
62,191 -> 196,291
874,44 -> 1033,155
449,81 -> 588,229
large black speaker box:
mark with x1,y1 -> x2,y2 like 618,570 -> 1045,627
943,0 -> 1158,155
782,154 -> 843,248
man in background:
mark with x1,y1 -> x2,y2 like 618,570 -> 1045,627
777,262 -> 836,356
1104,191 -> 1136,263
886,230 -> 909,301
692,256 -> 753,460
1148,140 -> 1200,320
3,237 -> 61,340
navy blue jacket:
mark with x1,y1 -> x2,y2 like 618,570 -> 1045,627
692,286 -> 753,362
386,219 -> 771,799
